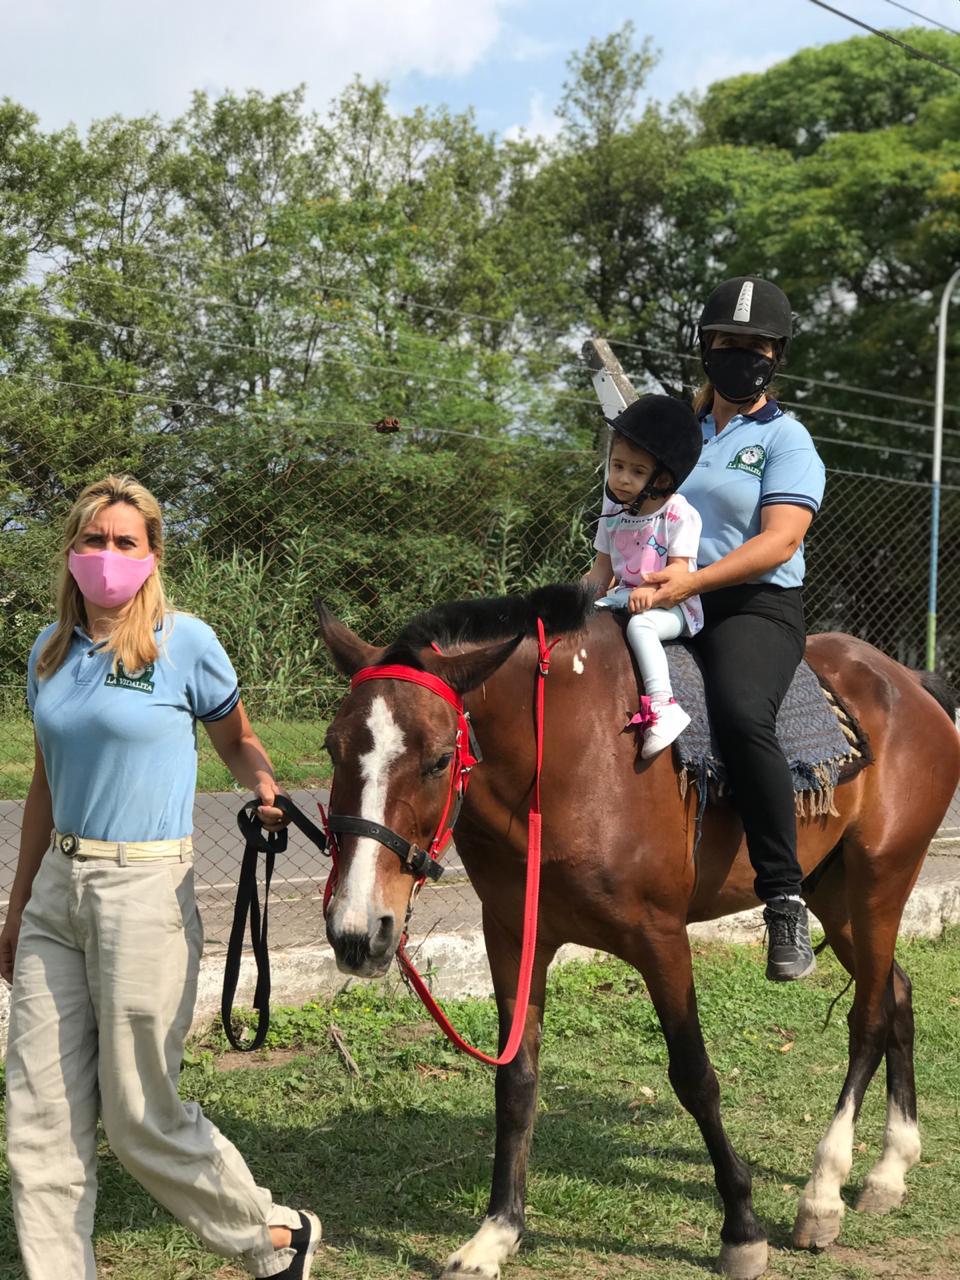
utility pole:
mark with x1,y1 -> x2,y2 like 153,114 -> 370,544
927,267 -> 960,671
581,338 -> 637,474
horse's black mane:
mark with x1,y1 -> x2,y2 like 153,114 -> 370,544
380,583 -> 594,669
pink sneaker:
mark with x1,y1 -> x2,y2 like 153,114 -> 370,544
629,698 -> 690,759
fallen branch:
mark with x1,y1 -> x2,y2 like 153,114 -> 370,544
329,1023 -> 360,1077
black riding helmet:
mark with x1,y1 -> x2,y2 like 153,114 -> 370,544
697,276 -> 793,405
604,394 -> 702,511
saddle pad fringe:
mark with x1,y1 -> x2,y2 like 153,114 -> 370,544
668,645 -> 869,819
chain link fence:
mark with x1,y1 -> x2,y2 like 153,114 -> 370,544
1,425 -> 958,952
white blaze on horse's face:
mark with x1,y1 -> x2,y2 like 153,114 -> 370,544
335,694 -> 405,937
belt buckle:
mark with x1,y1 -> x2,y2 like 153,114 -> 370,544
58,833 -> 80,857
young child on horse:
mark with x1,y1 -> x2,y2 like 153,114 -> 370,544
583,395 -> 704,758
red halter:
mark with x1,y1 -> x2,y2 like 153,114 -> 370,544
316,664 -> 477,912
319,621 -> 558,1066
352,665 -> 477,857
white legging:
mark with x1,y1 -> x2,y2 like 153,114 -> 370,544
625,606 -> 686,700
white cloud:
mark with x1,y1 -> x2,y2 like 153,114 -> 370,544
503,32 -> 564,63
0,0 -> 513,129
681,48 -> 790,95
503,90 -> 563,143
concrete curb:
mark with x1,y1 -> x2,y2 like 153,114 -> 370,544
2,873 -> 958,1055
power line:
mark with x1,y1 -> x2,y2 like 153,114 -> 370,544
3,312 -> 953,443
10,287 -> 960,430
17,266 -> 607,392
9,278 -> 960,440
618,339 -> 960,415
23,254 -> 530,338
765,396 -> 959,438
19,258 -> 960,414
806,0 -> 960,77
671,376 -> 960,439
806,464 -> 960,493
7,369 -> 959,464
0,384 -> 592,456
5,335 -> 957,445
879,0 -> 960,38
810,433 -> 937,461
0,372 -> 596,449
0,301 -> 600,410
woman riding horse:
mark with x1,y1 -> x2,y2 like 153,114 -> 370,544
311,277 -> 958,1280
645,275 -> 825,982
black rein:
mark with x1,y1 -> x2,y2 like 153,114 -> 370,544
221,793 -> 444,1052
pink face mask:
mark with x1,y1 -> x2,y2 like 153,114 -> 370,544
68,548 -> 156,608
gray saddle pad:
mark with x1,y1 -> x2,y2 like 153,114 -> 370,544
667,643 -> 863,817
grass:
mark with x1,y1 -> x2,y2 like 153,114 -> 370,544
1,933 -> 958,1279
0,717 -> 331,800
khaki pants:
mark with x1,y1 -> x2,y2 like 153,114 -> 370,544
5,848 -> 302,1278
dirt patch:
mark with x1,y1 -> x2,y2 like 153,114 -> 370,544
509,1256 -> 658,1279
214,1047 -> 305,1072
828,1236 -> 960,1279
384,1020 -> 439,1045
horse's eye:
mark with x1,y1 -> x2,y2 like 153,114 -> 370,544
425,752 -> 453,777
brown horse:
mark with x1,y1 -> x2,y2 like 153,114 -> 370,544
315,585 -> 959,1280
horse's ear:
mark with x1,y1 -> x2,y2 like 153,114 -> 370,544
426,635 -> 523,695
315,600 -> 383,678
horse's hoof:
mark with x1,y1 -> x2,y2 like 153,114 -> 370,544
792,1207 -> 843,1251
717,1238 -> 769,1279
855,1181 -> 906,1215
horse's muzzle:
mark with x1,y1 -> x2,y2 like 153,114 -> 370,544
326,914 -> 398,977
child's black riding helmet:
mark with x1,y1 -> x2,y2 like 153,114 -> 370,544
605,394 -> 702,502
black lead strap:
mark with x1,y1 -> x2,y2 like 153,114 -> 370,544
221,795 -> 328,1052
220,788 -> 455,1052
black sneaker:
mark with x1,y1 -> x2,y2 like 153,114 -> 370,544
763,897 -> 816,982
273,1211 -> 321,1280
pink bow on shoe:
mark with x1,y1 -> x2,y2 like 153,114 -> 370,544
628,696 -> 659,731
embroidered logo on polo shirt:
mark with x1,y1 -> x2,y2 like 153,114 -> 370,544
727,444 -> 766,478
104,660 -> 156,694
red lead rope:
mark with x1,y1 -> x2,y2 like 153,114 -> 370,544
318,620 -> 557,1066
395,618 -> 558,1066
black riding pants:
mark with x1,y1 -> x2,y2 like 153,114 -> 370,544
691,584 -> 806,902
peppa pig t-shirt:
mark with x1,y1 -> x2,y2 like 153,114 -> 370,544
593,493 -> 703,635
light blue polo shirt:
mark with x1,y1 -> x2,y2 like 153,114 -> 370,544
27,613 -> 240,842
679,399 -> 825,589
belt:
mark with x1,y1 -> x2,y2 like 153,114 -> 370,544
54,832 -> 193,864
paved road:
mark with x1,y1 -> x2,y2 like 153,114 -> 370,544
2,787 -> 956,951
0,789 -> 473,948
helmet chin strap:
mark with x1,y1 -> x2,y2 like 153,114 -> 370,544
603,477 -> 673,516
715,387 -> 771,407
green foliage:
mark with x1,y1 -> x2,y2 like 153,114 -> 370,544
2,22 -> 960,714
508,25 -> 960,475
698,30 -> 960,155
3,934 -> 957,1278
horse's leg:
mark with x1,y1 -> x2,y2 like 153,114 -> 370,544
628,918 -> 768,1280
441,912 -> 556,1280
855,960 -> 921,1214
793,852 -> 916,1249
801,866 -> 922,1231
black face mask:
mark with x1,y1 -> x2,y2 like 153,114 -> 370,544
703,347 -> 778,404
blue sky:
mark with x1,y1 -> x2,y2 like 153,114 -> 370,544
1,0 -> 958,135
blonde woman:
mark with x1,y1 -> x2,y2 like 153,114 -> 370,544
0,476 -> 321,1280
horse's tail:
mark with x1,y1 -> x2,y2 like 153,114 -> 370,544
915,670 -> 959,724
